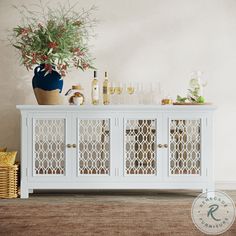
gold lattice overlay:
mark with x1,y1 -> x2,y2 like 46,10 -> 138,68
34,119 -> 65,175
125,119 -> 156,175
79,119 -> 110,175
169,119 -> 201,175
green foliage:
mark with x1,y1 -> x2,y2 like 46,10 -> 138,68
176,85 -> 205,104
176,95 -> 188,103
10,2 -> 97,76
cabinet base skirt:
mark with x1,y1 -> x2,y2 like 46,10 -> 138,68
20,182 -> 215,198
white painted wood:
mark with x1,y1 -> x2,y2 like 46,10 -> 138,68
16,105 -> 216,111
19,111 -> 29,199
26,182 -> 209,190
27,112 -> 72,183
17,105 -> 216,198
75,112 -> 115,178
122,112 -> 162,179
162,113 -> 208,182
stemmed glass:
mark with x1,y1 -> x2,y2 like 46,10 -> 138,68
150,81 -> 161,104
109,81 -> 163,105
125,81 -> 135,104
113,82 -> 123,104
109,81 -> 116,104
136,82 -> 144,104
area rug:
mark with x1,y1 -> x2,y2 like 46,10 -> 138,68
0,190 -> 235,236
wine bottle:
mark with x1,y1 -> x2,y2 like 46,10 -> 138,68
103,72 -> 110,105
91,71 -> 99,105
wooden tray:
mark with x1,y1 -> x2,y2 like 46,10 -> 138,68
173,102 -> 212,105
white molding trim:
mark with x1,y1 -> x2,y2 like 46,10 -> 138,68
216,181 -> 236,190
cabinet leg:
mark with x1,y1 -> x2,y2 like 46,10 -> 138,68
206,185 -> 215,198
20,187 -> 29,199
206,191 -> 215,198
202,187 -> 215,198
29,189 -> 34,194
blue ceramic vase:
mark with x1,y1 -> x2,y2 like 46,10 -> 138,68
32,64 -> 63,105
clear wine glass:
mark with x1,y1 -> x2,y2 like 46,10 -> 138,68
126,81 -> 135,104
150,81 -> 161,104
114,81 -> 123,104
109,81 -> 116,104
136,82 -> 144,104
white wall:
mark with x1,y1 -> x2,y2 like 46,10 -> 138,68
0,0 -> 236,185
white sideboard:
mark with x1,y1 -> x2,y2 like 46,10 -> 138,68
17,105 -> 216,198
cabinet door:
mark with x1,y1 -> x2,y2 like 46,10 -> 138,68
163,113 -> 207,181
75,114 -> 113,178
28,113 -> 72,181
122,113 -> 162,179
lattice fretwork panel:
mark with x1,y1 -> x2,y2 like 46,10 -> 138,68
79,119 -> 110,175
125,119 -> 156,175
169,119 -> 201,175
34,119 -> 65,175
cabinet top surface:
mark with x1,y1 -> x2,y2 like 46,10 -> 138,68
16,105 -> 217,112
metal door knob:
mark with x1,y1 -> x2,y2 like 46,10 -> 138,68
67,144 -> 72,148
157,144 -> 163,148
164,144 -> 168,148
72,144 -> 77,148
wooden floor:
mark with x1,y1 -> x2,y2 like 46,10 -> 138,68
0,190 -> 236,236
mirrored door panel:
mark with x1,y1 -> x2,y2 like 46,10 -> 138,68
33,118 -> 66,176
124,119 -> 157,175
169,119 -> 201,176
78,119 -> 110,175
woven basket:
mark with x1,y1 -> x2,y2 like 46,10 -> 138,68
0,165 -> 19,198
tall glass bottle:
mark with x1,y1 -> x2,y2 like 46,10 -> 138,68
103,72 -> 110,105
91,71 -> 99,105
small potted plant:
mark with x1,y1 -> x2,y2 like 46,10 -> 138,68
10,3 -> 96,105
